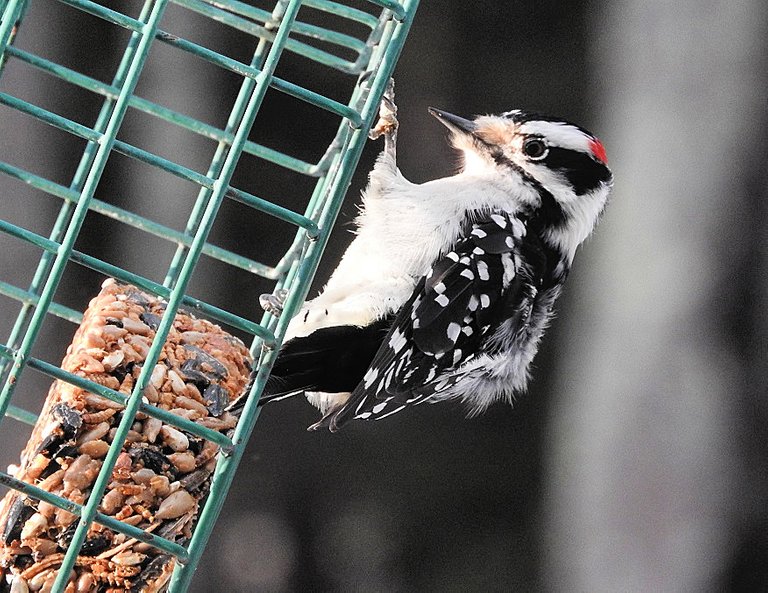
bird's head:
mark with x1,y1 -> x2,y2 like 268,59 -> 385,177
429,107 -> 613,259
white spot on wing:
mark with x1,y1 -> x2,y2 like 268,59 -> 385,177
468,295 -> 479,311
434,282 -> 446,294
446,252 -> 459,262
477,260 -> 489,281
388,329 -> 407,353
453,349 -> 463,365
384,368 -> 394,391
410,297 -> 421,319
435,294 -> 449,307
491,214 -> 507,228
471,228 -> 487,238
513,219 -> 526,237
371,401 -> 388,414
460,269 -> 474,280
447,322 -> 461,342
480,294 -> 490,308
501,253 -> 516,285
363,367 -> 379,388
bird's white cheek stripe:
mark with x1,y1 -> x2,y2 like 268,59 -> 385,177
518,120 -> 592,153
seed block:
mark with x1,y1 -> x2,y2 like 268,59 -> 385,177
0,280 -> 253,592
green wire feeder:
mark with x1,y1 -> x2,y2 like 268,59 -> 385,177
0,0 -> 419,590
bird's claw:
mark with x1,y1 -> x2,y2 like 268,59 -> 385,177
259,288 -> 289,317
368,78 -> 398,142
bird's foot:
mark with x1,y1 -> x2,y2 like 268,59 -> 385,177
259,288 -> 289,317
368,77 -> 398,149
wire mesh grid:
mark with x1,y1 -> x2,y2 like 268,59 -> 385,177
0,0 -> 418,589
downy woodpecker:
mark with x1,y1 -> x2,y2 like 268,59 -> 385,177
262,91 -> 612,432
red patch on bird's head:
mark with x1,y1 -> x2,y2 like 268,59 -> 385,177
589,138 -> 608,164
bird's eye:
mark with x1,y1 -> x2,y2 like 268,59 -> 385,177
523,138 -> 548,160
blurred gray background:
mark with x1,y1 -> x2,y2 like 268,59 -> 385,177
1,0 -> 766,591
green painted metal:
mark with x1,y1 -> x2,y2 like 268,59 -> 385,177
0,0 -> 419,590
6,46 -> 323,175
0,219 -> 277,336
0,472 -> 191,561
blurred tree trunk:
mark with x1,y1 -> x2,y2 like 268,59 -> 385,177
544,1 -> 768,592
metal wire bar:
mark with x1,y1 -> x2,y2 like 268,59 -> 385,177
167,2 -> 419,589
270,9 -> 394,281
0,343 -> 235,446
0,0 -> 165,421
0,0 -> 25,58
0,5 -> 151,391
172,0 -> 367,73
162,2 -> 284,289
0,280 -> 83,323
1,85 -> 326,231
366,0 -> 406,20
2,403 -> 37,425
56,0 -> 141,30
0,218 -> 277,338
304,0 -> 379,28
0,0 -> 420,589
7,1 -> 177,586
60,0 -> 365,73
0,83 -> 319,269
7,46 -> 323,175
175,0 -> 369,52
225,186 -> 320,237
154,30 -> 365,124
0,472 -> 191,560
0,158 -> 303,279
2,77 -> 358,173
61,1 -> 302,584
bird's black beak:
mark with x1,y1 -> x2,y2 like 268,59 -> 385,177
428,107 -> 477,136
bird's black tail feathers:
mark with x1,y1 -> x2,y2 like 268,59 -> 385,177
228,319 -> 392,418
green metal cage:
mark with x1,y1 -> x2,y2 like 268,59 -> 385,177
0,0 -> 418,590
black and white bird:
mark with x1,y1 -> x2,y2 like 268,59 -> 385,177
261,97 -> 612,432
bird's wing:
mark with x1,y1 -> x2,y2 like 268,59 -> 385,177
322,210 -> 533,431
